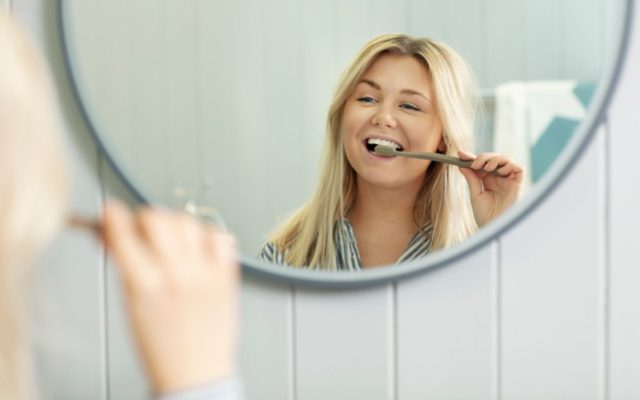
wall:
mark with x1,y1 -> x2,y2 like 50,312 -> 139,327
3,0 -> 638,399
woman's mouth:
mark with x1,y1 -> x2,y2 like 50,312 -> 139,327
364,137 -> 404,155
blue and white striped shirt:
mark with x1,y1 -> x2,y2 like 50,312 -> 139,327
258,219 -> 433,270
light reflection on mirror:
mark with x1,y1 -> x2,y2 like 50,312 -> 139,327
63,0 -> 618,270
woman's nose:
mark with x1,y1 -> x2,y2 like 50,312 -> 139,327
371,106 -> 397,128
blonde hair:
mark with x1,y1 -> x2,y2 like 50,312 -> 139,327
269,33 -> 478,269
0,10 -> 68,399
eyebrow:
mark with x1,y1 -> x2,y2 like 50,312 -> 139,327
359,79 -> 431,102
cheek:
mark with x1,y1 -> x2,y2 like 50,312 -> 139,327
339,118 -> 350,149
339,123 -> 361,169
338,120 -> 355,161
341,104 -> 369,138
415,118 -> 443,148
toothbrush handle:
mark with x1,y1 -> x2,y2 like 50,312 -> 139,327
396,150 -> 473,168
397,150 -> 507,176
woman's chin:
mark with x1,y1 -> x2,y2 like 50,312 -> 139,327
357,175 -> 423,192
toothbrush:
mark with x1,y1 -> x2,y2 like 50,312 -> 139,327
373,144 -> 473,168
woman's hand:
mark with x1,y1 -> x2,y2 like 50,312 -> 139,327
101,200 -> 239,394
458,150 -> 524,227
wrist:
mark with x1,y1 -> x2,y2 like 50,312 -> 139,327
151,359 -> 235,394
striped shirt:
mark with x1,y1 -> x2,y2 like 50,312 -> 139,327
258,219 -> 433,270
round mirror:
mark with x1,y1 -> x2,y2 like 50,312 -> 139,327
60,0 -> 631,286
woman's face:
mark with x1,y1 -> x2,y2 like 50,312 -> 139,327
341,53 -> 443,192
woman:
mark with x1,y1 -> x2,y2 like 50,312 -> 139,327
259,34 -> 523,270
0,10 -> 241,400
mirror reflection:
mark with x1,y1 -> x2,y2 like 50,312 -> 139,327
63,0 -> 617,270
258,35 -> 523,269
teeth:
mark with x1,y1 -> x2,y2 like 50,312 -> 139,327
367,138 -> 401,150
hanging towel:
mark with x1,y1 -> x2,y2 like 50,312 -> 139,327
493,80 -> 595,192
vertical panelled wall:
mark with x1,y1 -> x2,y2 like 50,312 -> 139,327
608,1 -> 640,397
5,0 -> 638,399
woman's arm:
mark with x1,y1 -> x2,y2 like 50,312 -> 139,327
102,200 -> 240,396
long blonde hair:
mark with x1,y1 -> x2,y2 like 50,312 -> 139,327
269,34 -> 478,269
0,10 -> 69,399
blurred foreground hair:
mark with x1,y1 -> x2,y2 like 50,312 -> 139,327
0,10 -> 68,399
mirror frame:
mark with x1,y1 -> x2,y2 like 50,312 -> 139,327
58,0 -> 635,288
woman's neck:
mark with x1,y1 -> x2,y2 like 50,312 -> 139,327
349,187 -> 415,225
347,179 -> 423,268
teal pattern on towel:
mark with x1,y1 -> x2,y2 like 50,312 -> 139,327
573,82 -> 596,108
531,117 -> 579,182
530,81 -> 596,182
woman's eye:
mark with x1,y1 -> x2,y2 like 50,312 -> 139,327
357,96 -> 376,104
400,103 -> 420,111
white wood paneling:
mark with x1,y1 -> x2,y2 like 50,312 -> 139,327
443,0 -> 487,85
603,0 -> 621,57
332,0 -> 375,64
397,245 -> 497,399
486,0 -> 526,87
105,257 -> 149,400
127,0 -> 170,201
198,0 -> 289,255
369,0 -> 409,38
294,285 -> 395,400
565,0 -> 603,80
197,0 -> 240,237
101,161 -> 150,400
525,0 -> 564,79
34,231 -> 105,400
239,277 -> 294,400
165,1 -> 201,203
97,119 -> 170,399
247,0 -> 306,254
499,126 -> 605,399
608,1 -> 640,397
406,0 -> 448,40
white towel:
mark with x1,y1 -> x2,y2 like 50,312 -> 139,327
493,80 -> 587,192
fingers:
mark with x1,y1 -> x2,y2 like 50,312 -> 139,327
140,207 -> 218,264
204,229 -> 239,279
496,159 -> 524,178
458,149 -> 476,162
136,207 -> 187,262
470,152 -> 505,172
104,200 -> 239,279
459,150 -> 523,178
103,200 -> 156,287
204,227 -> 232,259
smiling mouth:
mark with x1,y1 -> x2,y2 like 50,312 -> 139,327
364,137 -> 404,154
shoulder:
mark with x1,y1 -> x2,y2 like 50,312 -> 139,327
257,241 -> 288,265
397,225 -> 433,264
